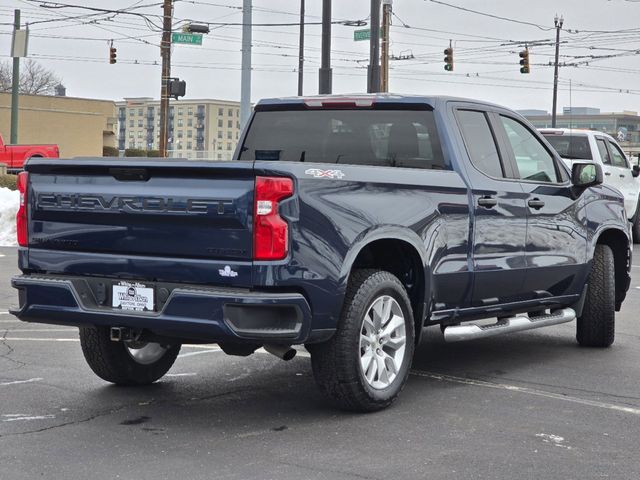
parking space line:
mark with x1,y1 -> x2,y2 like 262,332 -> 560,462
411,370 -> 640,416
178,349 -> 221,359
0,378 -> 43,386
2,337 -> 79,342
2,329 -> 76,333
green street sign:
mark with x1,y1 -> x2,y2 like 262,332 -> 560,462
354,29 -> 370,41
353,29 -> 383,42
172,32 -> 203,45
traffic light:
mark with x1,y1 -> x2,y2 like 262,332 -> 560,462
168,78 -> 186,99
444,47 -> 454,72
109,46 -> 117,64
519,48 -> 530,74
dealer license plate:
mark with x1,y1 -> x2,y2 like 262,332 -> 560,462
112,281 -> 154,312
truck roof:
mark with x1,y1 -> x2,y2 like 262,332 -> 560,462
255,93 -> 508,111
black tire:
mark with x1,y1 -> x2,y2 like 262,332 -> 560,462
79,326 -> 181,385
310,269 -> 415,412
577,244 -> 616,347
632,201 -> 640,244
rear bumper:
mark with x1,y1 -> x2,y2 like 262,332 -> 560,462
11,274 -> 323,344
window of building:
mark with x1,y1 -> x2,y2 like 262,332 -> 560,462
236,121 -> 240,129
218,119 -> 223,128
178,107 -> 183,116
177,119 -> 183,127
218,154 -> 222,160
187,141 -> 192,150
228,120 -> 233,128
137,131 -> 143,139
218,108 -> 224,116
236,131 -> 239,140
129,119 -> 134,127
227,143 -> 232,150
129,109 -> 134,116
188,118 -> 193,127
128,131 -> 134,138
188,107 -> 193,116
138,108 -> 143,116
500,116 -> 559,183
218,131 -> 223,139
177,131 -> 183,138
138,120 -> 143,127
227,131 -> 232,139
228,108 -> 233,116
187,130 -> 193,138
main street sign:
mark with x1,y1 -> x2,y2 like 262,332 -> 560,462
171,32 -> 203,45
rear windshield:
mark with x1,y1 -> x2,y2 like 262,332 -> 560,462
239,109 -> 449,170
542,134 -> 592,160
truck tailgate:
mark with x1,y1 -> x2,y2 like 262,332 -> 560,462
25,158 -> 254,286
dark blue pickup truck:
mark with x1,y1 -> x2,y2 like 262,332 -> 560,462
11,95 -> 632,411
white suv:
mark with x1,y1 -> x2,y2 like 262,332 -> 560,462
540,128 -> 640,240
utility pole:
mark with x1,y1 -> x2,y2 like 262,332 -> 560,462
297,0 -> 304,96
10,10 -> 20,145
240,0 -> 252,128
368,0 -> 381,93
159,0 -> 172,157
551,14 -> 563,128
380,0 -> 392,92
319,0 -> 332,94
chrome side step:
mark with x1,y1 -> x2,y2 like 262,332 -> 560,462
443,308 -> 576,343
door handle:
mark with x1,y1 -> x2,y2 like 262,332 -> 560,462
478,196 -> 497,208
605,172 -> 611,176
528,198 -> 545,210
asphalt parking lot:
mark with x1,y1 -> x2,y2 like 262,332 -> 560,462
1,245 -> 639,480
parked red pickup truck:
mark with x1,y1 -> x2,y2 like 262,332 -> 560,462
0,133 -> 59,171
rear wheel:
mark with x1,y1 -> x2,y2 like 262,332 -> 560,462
310,269 -> 415,412
79,326 -> 181,385
576,244 -> 615,347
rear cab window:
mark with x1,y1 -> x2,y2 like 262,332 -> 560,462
542,134 -> 592,160
239,108 -> 449,170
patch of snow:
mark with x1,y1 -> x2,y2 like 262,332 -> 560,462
0,187 -> 19,246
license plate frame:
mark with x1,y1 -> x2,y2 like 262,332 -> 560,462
112,281 -> 155,312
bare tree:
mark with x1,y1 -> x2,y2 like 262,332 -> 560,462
0,60 -> 62,95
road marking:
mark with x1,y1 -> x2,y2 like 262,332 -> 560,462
2,337 -> 79,342
0,320 -> 22,324
0,378 -> 42,386
0,254 -> 5,258
411,370 -> 640,416
1,328 -> 76,333
178,349 -> 221,359
166,373 -> 197,377
0,311 -> 10,315
2,414 -> 55,422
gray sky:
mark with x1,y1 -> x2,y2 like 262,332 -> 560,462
1,0 -> 640,114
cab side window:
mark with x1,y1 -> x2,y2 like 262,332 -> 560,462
607,140 -> 629,168
500,116 -> 559,183
596,138 -> 612,165
456,110 -> 504,178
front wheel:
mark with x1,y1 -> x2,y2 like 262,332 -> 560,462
576,244 -> 616,347
79,326 -> 181,385
310,269 -> 415,412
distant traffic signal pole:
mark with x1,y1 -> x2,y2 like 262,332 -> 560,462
368,0 -> 381,93
319,0 -> 332,94
10,9 -> 20,145
380,0 -> 392,92
552,15 -> 564,128
159,0 -> 173,157
297,0 -> 304,96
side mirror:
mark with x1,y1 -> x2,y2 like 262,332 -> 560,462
633,165 -> 640,178
572,162 -> 603,188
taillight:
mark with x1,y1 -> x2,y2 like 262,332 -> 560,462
16,171 -> 28,247
254,176 -> 294,260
